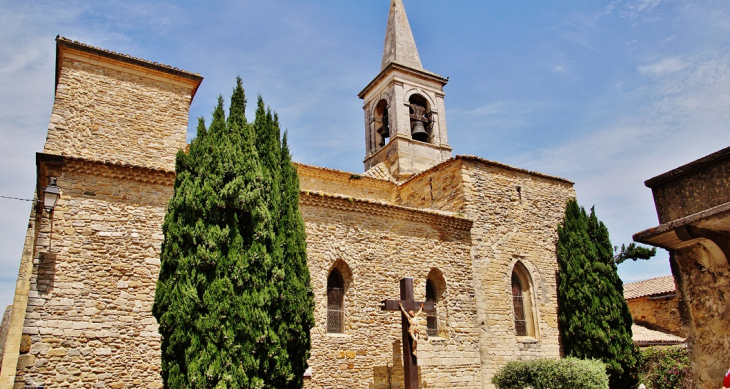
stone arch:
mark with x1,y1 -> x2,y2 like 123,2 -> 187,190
426,267 -> 446,301
403,87 -> 436,112
509,260 -> 539,339
328,258 -> 353,291
370,92 -> 392,116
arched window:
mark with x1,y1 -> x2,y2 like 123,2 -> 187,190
425,268 -> 446,337
327,269 -> 344,333
425,279 -> 438,336
511,273 -> 527,336
511,262 -> 537,338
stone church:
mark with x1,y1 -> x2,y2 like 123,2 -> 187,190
1,1 -> 575,388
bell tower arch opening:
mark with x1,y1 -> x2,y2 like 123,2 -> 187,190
408,94 -> 431,143
374,99 -> 390,148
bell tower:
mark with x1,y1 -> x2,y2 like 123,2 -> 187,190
359,0 -> 452,180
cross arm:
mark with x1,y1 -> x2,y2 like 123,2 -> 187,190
380,299 -> 435,313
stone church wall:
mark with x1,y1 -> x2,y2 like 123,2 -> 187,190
14,160 -> 172,388
43,55 -> 193,171
296,163 -> 396,203
461,160 -> 574,386
397,159 -> 467,213
300,193 -> 482,388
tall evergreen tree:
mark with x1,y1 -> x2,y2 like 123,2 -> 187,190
274,130 -> 315,388
557,200 -> 640,389
153,78 -> 312,388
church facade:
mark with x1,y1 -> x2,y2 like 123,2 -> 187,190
1,1 -> 574,388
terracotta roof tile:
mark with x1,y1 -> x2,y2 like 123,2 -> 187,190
624,275 -> 676,300
362,163 -> 394,181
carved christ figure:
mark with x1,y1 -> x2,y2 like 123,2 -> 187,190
399,302 -> 424,357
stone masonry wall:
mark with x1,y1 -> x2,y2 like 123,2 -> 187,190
300,194 -> 482,388
461,160 -> 575,387
43,55 -> 193,171
626,296 -> 684,337
396,159 -> 466,213
296,163 -> 396,203
15,161 -> 172,388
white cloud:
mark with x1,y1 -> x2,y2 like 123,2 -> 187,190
512,50 -> 730,280
638,57 -> 688,75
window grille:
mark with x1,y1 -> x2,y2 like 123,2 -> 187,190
327,287 -> 344,333
512,273 -> 527,336
426,279 -> 438,336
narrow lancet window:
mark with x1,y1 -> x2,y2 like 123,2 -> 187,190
327,269 -> 345,333
426,279 -> 438,336
512,273 -> 527,336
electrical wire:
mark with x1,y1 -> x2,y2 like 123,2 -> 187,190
0,195 -> 37,202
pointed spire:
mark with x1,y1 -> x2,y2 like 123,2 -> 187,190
381,0 -> 423,71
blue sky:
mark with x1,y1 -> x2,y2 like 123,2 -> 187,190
1,0 -> 729,311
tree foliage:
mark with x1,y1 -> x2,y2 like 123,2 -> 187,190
557,199 -> 640,389
613,242 -> 656,265
153,78 -> 314,388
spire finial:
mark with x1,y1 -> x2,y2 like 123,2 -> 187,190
381,0 -> 423,71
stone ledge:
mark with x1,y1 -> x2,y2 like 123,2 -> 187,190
38,153 -> 176,185
403,156 -> 574,186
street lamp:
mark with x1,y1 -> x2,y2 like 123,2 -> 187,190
43,177 -> 60,212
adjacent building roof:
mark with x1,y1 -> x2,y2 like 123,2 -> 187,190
632,324 -> 685,346
624,275 -> 676,300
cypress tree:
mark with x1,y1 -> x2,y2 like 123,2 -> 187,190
275,130 -> 315,388
153,77 -> 312,388
557,200 -> 640,389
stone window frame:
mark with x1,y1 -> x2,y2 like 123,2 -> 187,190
509,260 -> 540,340
425,267 -> 447,338
326,259 -> 353,335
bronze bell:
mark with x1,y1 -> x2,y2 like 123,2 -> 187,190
377,124 -> 390,139
411,121 -> 428,142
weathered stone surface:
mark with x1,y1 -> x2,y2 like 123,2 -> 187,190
0,305 -> 11,366
627,295 -> 684,337
43,40 -> 200,172
645,145 -> 730,224
635,146 -> 730,389
18,335 -> 30,354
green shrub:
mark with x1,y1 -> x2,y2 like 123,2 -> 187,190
639,346 -> 694,389
492,357 -> 609,389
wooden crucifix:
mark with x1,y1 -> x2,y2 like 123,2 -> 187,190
381,277 -> 435,389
